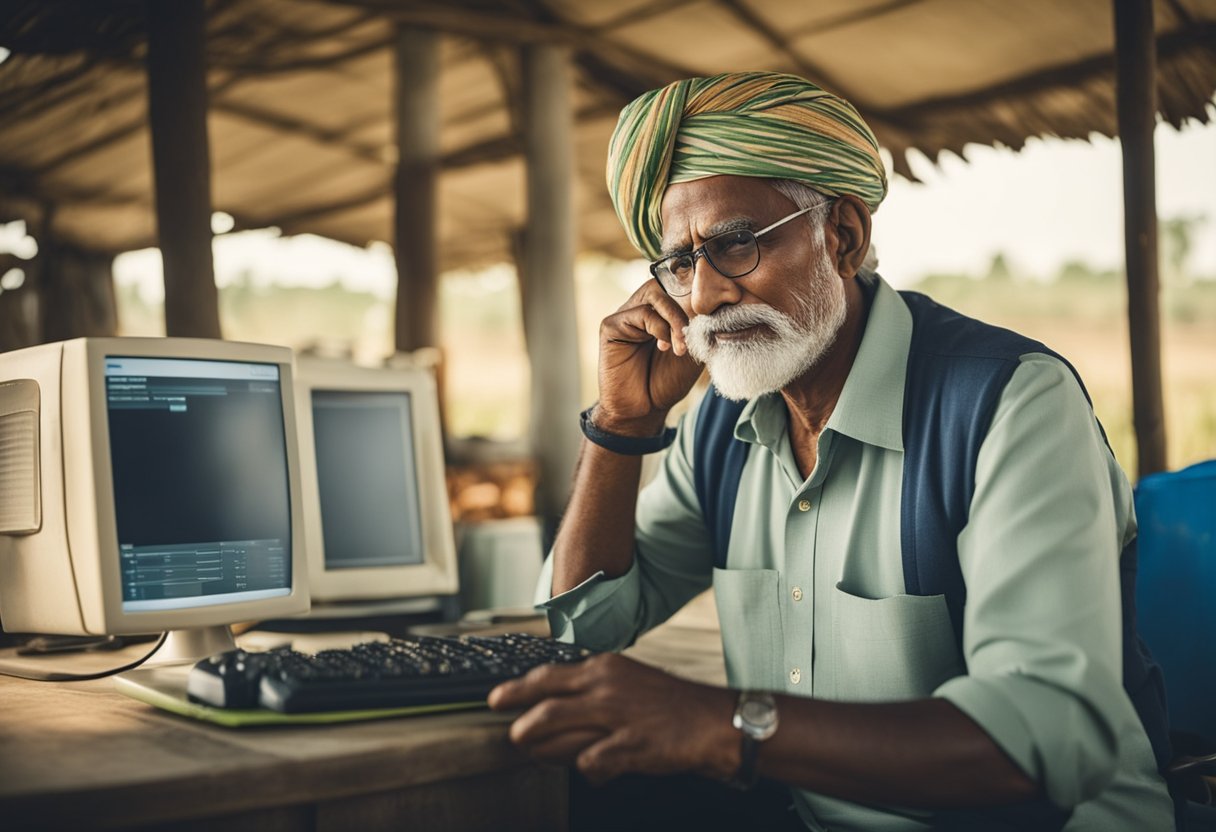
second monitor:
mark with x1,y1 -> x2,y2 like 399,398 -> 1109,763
294,358 -> 458,616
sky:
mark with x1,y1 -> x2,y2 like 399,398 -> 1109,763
1,111 -> 1213,298
870,115 -> 1216,287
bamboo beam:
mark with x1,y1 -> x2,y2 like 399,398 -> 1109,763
392,26 -> 441,353
519,42 -> 582,537
146,0 -> 221,339
1114,0 -> 1167,477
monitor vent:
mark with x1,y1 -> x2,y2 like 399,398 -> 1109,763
0,409 -> 40,534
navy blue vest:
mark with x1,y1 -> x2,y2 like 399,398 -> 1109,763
692,286 -> 1172,823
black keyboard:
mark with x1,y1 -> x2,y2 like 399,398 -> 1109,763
187,633 -> 592,713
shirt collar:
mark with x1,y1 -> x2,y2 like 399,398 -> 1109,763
734,271 -> 909,453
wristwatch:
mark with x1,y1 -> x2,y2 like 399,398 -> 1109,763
730,691 -> 779,789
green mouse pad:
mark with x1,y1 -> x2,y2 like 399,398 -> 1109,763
113,664 -> 484,728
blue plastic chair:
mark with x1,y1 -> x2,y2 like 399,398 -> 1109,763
1135,459 -> 1216,744
1134,459 -> 1216,829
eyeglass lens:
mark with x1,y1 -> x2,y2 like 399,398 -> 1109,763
658,230 -> 759,294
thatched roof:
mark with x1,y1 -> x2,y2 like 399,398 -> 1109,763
1,0 -> 1214,270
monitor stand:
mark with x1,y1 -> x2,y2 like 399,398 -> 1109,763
146,626 -> 236,666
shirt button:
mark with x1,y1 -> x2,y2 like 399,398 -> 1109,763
789,668 -> 801,685
791,586 -> 803,602
797,499 -> 812,512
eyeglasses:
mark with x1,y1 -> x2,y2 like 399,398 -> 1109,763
648,202 -> 833,297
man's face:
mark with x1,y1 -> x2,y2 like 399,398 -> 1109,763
658,175 -> 848,400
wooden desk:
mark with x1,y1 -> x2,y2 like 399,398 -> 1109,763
0,619 -> 725,832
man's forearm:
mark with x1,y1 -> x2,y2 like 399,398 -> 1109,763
750,696 -> 1039,808
550,438 -> 649,596
494,657 -> 1040,810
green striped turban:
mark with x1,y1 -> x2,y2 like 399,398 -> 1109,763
606,71 -> 887,260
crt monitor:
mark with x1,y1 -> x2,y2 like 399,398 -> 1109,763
294,358 -> 458,609
0,337 -> 310,663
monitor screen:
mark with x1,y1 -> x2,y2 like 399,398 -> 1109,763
291,358 -> 457,607
104,356 -> 293,613
310,390 -> 426,570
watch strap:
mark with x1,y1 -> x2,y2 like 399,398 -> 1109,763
730,691 -> 777,790
731,731 -> 762,790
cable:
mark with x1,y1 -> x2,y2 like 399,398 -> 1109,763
0,632 -> 169,681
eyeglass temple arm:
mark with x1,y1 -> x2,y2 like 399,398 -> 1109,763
755,201 -> 832,237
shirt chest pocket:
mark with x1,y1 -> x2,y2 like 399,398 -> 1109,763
828,583 -> 965,702
712,567 -> 783,690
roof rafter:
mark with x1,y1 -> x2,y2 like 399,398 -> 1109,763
713,0 -> 876,109
593,0 -> 704,32
214,99 -> 387,165
783,0 -> 928,39
31,68 -> 242,175
207,33 -> 391,74
331,0 -> 699,83
27,28 -> 505,178
236,179 -> 389,230
876,20 -> 1216,128
0,165 -> 143,210
0,55 -> 103,120
1163,0 -> 1196,25
326,0 -> 576,43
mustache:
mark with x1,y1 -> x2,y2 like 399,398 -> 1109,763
685,303 -> 789,339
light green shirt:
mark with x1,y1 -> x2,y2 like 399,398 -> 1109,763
537,276 -> 1172,831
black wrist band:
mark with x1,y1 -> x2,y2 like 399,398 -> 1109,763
579,406 -> 677,455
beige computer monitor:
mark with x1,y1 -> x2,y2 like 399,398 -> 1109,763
0,337 -> 310,661
294,358 -> 458,608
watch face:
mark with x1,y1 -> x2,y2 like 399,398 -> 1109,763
741,700 -> 774,725
735,692 -> 778,740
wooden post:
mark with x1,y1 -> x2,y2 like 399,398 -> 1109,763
145,0 -> 221,339
0,255 -> 38,351
393,27 -> 440,353
520,44 -> 582,539
37,241 -> 118,343
1114,0 -> 1167,477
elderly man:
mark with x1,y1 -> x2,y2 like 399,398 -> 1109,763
488,72 -> 1173,831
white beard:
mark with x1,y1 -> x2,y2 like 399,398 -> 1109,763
684,248 -> 847,401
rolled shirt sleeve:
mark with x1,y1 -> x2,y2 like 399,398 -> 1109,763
534,556 -> 643,652
934,354 -> 1139,808
535,410 -> 716,652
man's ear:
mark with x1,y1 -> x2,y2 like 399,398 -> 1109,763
828,194 -> 872,280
